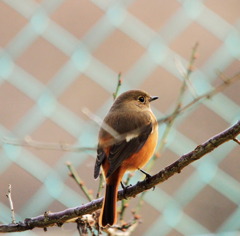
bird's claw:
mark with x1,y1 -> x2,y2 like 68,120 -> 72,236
121,181 -> 132,199
138,168 -> 152,180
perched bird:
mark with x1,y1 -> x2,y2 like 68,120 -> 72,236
94,90 -> 158,227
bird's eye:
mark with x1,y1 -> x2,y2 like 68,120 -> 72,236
138,96 -> 145,103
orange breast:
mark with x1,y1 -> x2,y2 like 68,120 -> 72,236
121,126 -> 158,171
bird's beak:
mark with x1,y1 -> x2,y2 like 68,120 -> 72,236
149,96 -> 158,102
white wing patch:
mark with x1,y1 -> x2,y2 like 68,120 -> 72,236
125,133 -> 139,142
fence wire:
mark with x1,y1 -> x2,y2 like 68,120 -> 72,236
0,0 -> 240,235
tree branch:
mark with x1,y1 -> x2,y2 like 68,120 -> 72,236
158,71 -> 240,124
66,162 -> 94,202
6,185 -> 16,224
1,120 -> 239,233
113,72 -> 122,100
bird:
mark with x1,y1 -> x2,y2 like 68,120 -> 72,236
94,89 -> 158,227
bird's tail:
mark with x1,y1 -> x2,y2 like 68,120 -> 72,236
99,183 -> 118,227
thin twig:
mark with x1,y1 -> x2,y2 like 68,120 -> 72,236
96,173 -> 104,198
66,162 -> 93,202
157,71 -> 240,125
119,173 -> 132,222
134,43 -> 200,213
1,137 -> 95,152
1,120 -> 239,233
82,107 -> 120,139
158,43 -> 199,151
233,138 -> 240,145
6,184 -> 16,224
113,73 -> 122,100
176,42 -> 199,108
141,43 -> 198,183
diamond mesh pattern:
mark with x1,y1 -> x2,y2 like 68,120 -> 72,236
0,1 -> 240,235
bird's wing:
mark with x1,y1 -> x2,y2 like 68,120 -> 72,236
106,122 -> 152,177
94,145 -> 106,179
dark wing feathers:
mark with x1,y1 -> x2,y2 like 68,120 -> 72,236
94,147 -> 106,179
106,123 -> 152,177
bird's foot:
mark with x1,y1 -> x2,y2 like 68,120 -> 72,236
138,168 -> 155,191
120,181 -> 132,199
138,168 -> 151,180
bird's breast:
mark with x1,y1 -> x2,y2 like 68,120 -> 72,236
121,124 -> 158,171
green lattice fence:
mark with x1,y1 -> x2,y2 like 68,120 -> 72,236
0,0 -> 240,235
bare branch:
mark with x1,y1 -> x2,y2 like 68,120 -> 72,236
6,185 -> 16,224
1,137 -> 95,152
113,72 -> 122,100
158,71 -> 240,125
1,120 -> 239,233
82,107 -> 120,139
233,138 -> 240,145
66,162 -> 94,202
96,173 -> 104,198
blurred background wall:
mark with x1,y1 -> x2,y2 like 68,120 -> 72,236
0,0 -> 240,235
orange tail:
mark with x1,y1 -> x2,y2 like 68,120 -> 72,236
100,183 -> 118,227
